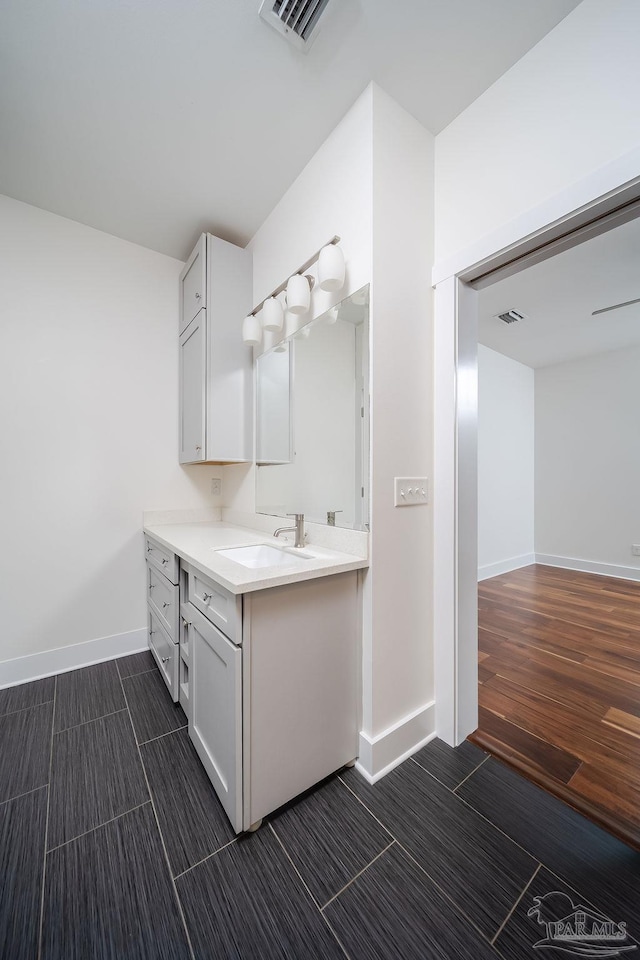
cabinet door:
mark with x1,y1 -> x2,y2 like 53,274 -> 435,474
179,234 -> 207,333
189,605 -> 242,832
179,313 -> 206,463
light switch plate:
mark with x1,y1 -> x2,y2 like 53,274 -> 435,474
394,477 -> 428,507
211,477 -> 221,496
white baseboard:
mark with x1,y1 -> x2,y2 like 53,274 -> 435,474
478,553 -> 535,581
0,628 -> 148,689
534,554 -> 640,582
356,701 -> 436,783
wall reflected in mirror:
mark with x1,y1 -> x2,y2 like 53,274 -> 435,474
256,285 -> 369,530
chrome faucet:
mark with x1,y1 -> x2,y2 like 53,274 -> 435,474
273,513 -> 305,548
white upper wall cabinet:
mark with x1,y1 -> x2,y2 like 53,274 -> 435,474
179,234 -> 207,334
178,233 -> 253,464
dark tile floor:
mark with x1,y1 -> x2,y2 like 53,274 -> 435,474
1,652 -> 639,959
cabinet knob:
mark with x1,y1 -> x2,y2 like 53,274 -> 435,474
162,601 -> 169,609
147,544 -> 152,552
181,617 -> 191,627
195,292 -> 201,300
148,583 -> 154,590
195,445 -> 202,451
162,558 -> 168,565
161,656 -> 170,664
202,592 -> 212,602
149,629 -> 155,635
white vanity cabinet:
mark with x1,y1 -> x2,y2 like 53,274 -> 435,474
180,562 -> 359,833
178,233 -> 253,464
145,535 -> 180,700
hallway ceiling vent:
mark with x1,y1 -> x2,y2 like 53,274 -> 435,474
496,309 -> 527,325
258,0 -> 332,51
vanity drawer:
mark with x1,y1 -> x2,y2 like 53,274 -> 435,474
147,562 -> 179,641
144,536 -> 179,585
187,568 -> 241,644
148,605 -> 179,701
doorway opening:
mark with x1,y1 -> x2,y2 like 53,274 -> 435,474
471,213 -> 640,848
433,178 -> 640,849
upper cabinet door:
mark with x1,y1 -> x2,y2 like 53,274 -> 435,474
179,312 -> 206,463
179,234 -> 207,333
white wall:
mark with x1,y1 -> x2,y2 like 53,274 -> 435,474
477,346 -> 535,578
224,84 -> 435,769
222,86 -> 374,515
434,0 -> 640,265
535,346 -> 640,574
0,196 -> 222,665
369,85 -> 434,743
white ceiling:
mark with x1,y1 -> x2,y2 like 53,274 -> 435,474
0,0 -> 581,261
478,215 -> 640,368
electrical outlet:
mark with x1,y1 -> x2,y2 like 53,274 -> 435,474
394,477 -> 428,507
632,544 -> 640,557
211,478 -> 221,496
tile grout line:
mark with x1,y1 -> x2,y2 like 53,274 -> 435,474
491,863 -> 542,946
172,836 -> 238,881
117,666 -> 196,960
395,840 -> 511,948
138,723 -> 188,747
0,783 -> 50,808
46,801 -> 153,854
427,757 -> 622,912
54,706 -> 129,736
338,771 -> 529,949
449,754 -> 491,793
37,675 -> 56,960
320,840 -> 396,911
0,697 -> 55,722
268,824 -> 354,960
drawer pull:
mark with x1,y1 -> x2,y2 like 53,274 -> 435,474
147,544 -> 152,552
148,583 -> 155,590
161,558 -> 168,566
202,592 -> 212,602
162,601 -> 169,609
161,656 -> 170,664
181,617 -> 192,627
195,291 -> 201,300
149,629 -> 155,635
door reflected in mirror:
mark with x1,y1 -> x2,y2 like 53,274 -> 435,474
256,285 -> 369,531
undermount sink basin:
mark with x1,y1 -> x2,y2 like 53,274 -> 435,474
216,544 -> 314,569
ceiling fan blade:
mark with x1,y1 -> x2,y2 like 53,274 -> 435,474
592,297 -> 640,316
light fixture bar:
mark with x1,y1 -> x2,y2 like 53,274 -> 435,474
248,235 -> 340,318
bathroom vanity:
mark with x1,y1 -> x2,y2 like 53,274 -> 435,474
144,520 -> 367,832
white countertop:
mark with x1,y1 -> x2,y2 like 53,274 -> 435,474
143,521 -> 369,594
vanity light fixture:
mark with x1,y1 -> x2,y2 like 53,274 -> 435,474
242,313 -> 262,347
244,235 -> 342,344
317,242 -> 345,292
262,295 -> 284,332
286,273 -> 311,315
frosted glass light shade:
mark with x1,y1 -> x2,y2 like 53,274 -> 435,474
242,314 -> 261,347
286,274 -> 310,315
262,297 -> 284,332
317,244 -> 345,292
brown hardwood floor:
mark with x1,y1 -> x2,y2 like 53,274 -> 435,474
470,563 -> 640,850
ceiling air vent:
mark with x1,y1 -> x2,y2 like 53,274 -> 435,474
259,0 -> 332,51
495,309 -> 527,325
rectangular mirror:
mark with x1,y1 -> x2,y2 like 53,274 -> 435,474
256,284 -> 369,530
